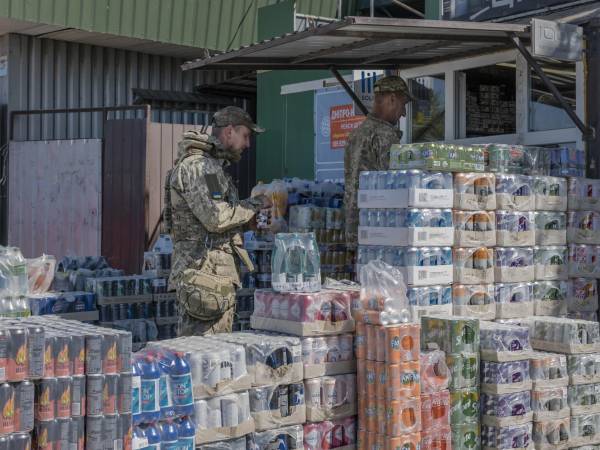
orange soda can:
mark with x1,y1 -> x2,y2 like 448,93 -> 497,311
366,361 -> 376,398
366,326 -> 376,361
375,433 -> 385,450
386,398 -> 421,437
385,324 -> 420,363
357,359 -> 366,394
376,327 -> 386,362
366,405 -> 377,433
421,393 -> 433,430
356,322 -> 366,360
375,362 -> 386,400
387,433 -> 421,450
377,404 -> 386,435
366,431 -> 376,450
358,429 -> 367,450
431,390 -> 451,428
387,361 -> 420,399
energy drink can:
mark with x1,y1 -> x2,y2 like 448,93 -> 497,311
103,374 -> 118,415
0,435 -> 6,450
9,432 -> 31,450
289,382 -> 305,408
104,414 -> 118,450
56,377 -> 72,419
54,335 -> 71,377
27,326 -> 45,379
102,334 -> 118,375
70,416 -> 85,450
71,375 -> 86,417
117,332 -> 133,373
15,380 -> 34,432
7,327 -> 28,382
56,417 -> 70,450
87,374 -> 104,416
69,334 -> 85,376
86,334 -> 103,375
44,335 -> 56,378
278,385 -> 289,417
0,329 -> 8,383
86,416 -> 104,450
35,419 -> 56,450
121,413 -> 133,450
119,373 -> 132,413
35,378 -> 56,421
0,383 -> 14,434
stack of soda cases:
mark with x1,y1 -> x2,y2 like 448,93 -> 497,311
0,316 -> 133,450
132,342 -> 199,450
420,315 -> 480,449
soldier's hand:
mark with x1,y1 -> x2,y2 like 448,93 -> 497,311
253,194 -> 272,210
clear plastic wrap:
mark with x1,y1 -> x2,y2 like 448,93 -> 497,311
420,315 -> 480,354
421,389 -> 451,430
534,246 -> 568,281
496,211 -> 535,247
569,413 -> 600,446
26,254 -> 56,294
485,144 -> 540,175
454,172 -> 496,210
494,246 -> 534,284
305,375 -> 356,422
85,275 -> 153,297
452,285 -> 493,321
533,417 -> 570,448
420,350 -> 450,393
251,425 -> 304,450
385,397 -> 422,436
568,383 -> 600,415
568,177 -> 600,211
271,233 -> 321,293
550,147 -> 585,177
420,427 -> 451,450
532,317 -> 600,353
568,211 -> 600,245
453,247 -> 494,284
530,352 -> 568,389
454,210 -> 497,247
407,285 -> 452,306
495,175 -> 535,211
193,392 -> 254,444
568,354 -> 600,385
198,436 -> 247,450
356,260 -> 410,325
569,245 -> 600,278
535,212 -> 567,246
390,142 -> 485,172
303,417 -> 356,450
446,352 -> 480,390
533,281 -> 568,316
494,282 -> 534,319
0,246 -> 28,296
451,423 -> 481,449
534,176 -> 568,211
481,360 -> 532,394
481,423 -> 532,450
252,289 -> 354,336
531,387 -> 569,420
300,335 -> 355,379
479,321 -> 532,362
569,278 -> 599,314
450,387 -> 480,425
481,391 -> 532,426
249,382 -> 306,431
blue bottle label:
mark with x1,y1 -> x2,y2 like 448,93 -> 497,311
171,373 -> 193,406
159,375 -> 173,408
162,440 -> 179,450
132,376 -> 141,415
178,437 -> 195,450
141,378 -> 159,413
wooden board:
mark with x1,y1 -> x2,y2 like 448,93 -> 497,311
8,139 -> 102,258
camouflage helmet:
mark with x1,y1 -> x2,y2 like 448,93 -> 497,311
373,76 -> 414,101
212,106 -> 265,133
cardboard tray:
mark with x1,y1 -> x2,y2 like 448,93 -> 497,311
569,403 -> 600,416
494,266 -> 535,283
532,407 -> 570,422
496,193 -> 535,211
252,405 -> 306,432
567,434 -> 600,448
531,442 -> 569,450
250,316 -> 355,337
481,380 -> 532,395
570,374 -> 600,385
531,339 -> 600,354
305,403 -> 357,423
480,349 -> 533,363
535,230 -> 567,246
532,378 -> 569,390
482,411 -> 533,427
304,360 -> 356,379
496,302 -> 534,320
535,195 -> 567,212
248,361 -> 304,387
358,226 -> 454,247
455,230 -> 496,247
193,373 -> 252,400
455,192 -> 496,211
453,304 -> 496,320
535,264 -> 568,281
196,418 -> 254,444
357,188 -> 453,209
496,230 -> 535,247
454,266 -> 494,285
534,300 -> 567,317
411,304 -> 452,319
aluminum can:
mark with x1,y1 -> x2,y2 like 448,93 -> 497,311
35,377 -> 56,421
26,325 -> 45,379
86,415 -> 104,450
121,413 -> 133,450
15,380 -> 34,432
7,327 -> 28,382
71,375 -> 86,417
103,374 -> 118,415
35,419 -> 56,450
8,432 -> 30,450
0,330 -> 8,383
119,372 -> 132,413
53,335 -> 71,377
0,383 -> 14,434
55,417 -> 70,450
102,334 -> 118,375
103,414 -> 119,450
44,335 -> 55,378
69,416 -> 85,450
87,374 -> 104,416
56,377 -> 72,419
85,334 -> 103,375
69,333 -> 85,376
117,332 -> 133,373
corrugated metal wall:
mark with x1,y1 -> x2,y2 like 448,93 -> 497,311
6,33 -> 238,141
0,0 -> 340,51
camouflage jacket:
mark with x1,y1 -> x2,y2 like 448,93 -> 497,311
166,133 -> 259,290
343,114 -> 402,247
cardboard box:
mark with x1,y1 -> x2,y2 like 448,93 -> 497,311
252,405 -> 306,432
358,226 -> 454,247
250,316 -> 355,337
196,417 -> 255,444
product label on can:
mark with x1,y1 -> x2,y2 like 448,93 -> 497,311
141,379 -> 159,413
170,374 -> 193,406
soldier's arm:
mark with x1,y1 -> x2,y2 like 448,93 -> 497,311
370,132 -> 394,171
172,165 -> 260,233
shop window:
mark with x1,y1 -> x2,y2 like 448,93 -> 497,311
409,75 -> 445,143
530,60 -> 576,132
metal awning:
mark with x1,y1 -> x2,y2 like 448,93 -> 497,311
182,16 -> 530,71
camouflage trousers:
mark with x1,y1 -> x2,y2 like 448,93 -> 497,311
177,307 -> 235,336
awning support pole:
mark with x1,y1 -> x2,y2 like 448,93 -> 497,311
330,68 -> 370,116
511,34 -> 595,140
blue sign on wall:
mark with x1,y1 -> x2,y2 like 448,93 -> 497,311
443,0 -> 567,21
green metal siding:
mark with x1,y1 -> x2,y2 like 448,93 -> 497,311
0,0 -> 339,51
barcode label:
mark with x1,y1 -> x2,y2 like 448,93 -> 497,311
72,403 -> 81,417
418,271 -> 428,280
360,230 -> 368,239
360,194 -> 368,202
418,232 -> 427,241
419,193 -> 428,202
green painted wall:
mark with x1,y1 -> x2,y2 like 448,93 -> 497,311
0,0 -> 340,51
425,0 -> 441,19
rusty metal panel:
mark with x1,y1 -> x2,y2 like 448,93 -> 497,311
102,119 -> 147,274
7,139 -> 102,258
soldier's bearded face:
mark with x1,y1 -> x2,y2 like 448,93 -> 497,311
222,125 -> 252,161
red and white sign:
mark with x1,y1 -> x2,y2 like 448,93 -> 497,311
329,104 -> 365,149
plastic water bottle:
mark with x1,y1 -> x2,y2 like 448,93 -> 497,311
157,354 -> 175,419
169,352 -> 194,416
177,417 -> 196,450
159,420 -> 179,450
140,356 -> 161,422
132,425 -> 147,449
144,422 -> 161,450
0,247 -> 27,296
132,359 -> 142,424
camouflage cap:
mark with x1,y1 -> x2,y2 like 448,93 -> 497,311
373,76 -> 414,101
212,106 -> 265,133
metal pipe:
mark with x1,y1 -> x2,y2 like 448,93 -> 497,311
390,0 -> 425,18
330,68 -> 370,115
511,34 -> 595,140
370,0 -> 375,17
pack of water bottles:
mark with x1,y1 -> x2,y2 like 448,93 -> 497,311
453,247 -> 494,284
481,422 -> 532,449
301,335 -> 355,379
550,148 -> 586,177
453,172 -> 496,210
481,360 -> 532,394
358,208 -> 454,247
452,284 -> 495,319
494,282 -> 534,319
479,321 -> 532,362
569,245 -> 600,278
85,276 -> 154,298
250,424 -> 304,450
536,211 -> 567,246
531,317 -> 600,354
407,285 -> 453,318
530,352 -> 568,389
533,281 -> 569,316
534,176 -> 569,212
251,289 -> 355,336
270,233 -> 321,293
484,144 -> 548,176
453,210 -> 497,247
357,170 -> 453,209
570,412 -> 600,446
531,386 -> 570,421
495,211 -> 536,247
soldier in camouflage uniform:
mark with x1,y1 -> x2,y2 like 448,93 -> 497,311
165,106 -> 269,336
344,76 -> 414,247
